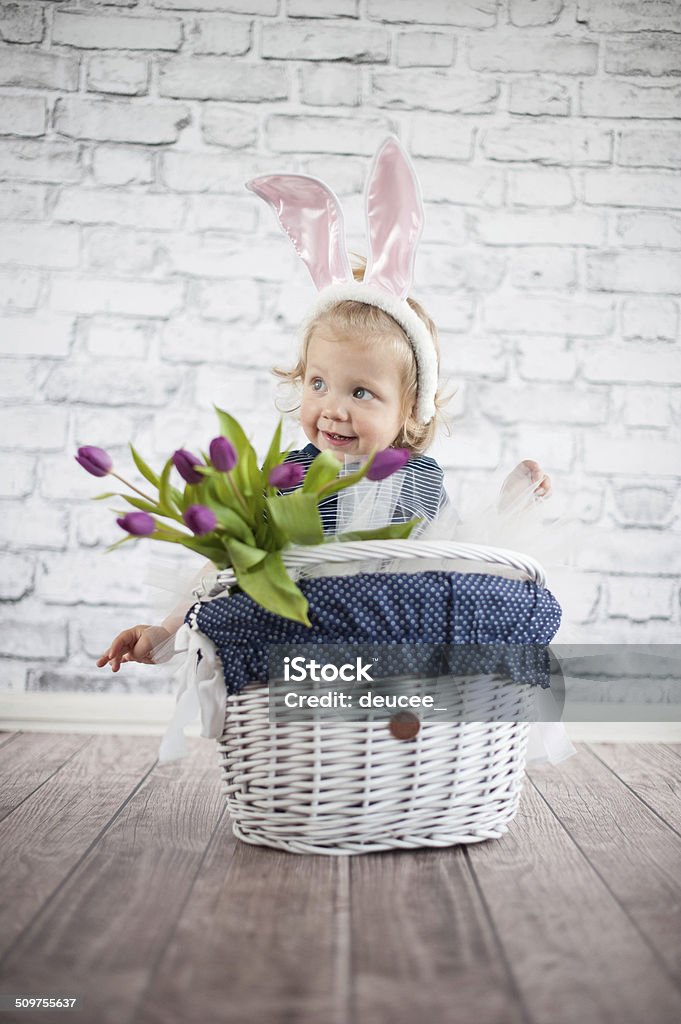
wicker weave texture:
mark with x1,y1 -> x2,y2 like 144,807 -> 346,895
216,679 -> 532,856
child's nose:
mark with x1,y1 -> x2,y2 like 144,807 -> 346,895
323,394 -> 349,420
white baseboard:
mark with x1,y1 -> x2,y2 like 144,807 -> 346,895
0,693 -> 680,743
565,721 -> 681,743
0,693 -> 199,737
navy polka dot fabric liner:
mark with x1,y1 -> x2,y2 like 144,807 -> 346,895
188,571 -> 562,695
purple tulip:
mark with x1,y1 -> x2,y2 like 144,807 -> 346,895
183,504 -> 217,536
268,462 -> 305,489
116,511 -> 155,536
209,436 -> 237,473
173,448 -> 204,485
75,445 -> 113,478
366,447 -> 411,481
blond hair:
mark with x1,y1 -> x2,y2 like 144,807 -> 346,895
273,256 -> 449,455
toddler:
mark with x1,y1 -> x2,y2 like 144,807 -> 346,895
97,264 -> 550,673
97,136 -> 550,674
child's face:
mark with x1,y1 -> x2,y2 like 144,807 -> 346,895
300,324 -> 407,458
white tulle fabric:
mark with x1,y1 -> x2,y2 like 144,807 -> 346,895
157,621 -> 225,762
149,460 -> 579,765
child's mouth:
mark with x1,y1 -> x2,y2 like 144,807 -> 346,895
322,430 -> 356,447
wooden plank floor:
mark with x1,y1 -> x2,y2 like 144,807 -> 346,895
0,732 -> 680,1024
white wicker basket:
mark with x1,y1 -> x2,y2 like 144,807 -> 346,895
206,540 -> 547,856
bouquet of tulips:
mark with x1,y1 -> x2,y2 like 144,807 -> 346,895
76,406 -> 418,626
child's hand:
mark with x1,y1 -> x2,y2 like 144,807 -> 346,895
96,625 -> 172,672
499,459 -> 552,510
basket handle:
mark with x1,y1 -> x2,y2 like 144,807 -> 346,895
194,539 -> 546,599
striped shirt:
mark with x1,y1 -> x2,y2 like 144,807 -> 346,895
282,443 -> 450,536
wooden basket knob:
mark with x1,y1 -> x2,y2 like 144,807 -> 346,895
388,711 -> 421,741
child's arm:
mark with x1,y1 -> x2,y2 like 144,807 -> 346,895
97,559 -> 217,671
97,624 -> 170,672
499,459 -> 551,511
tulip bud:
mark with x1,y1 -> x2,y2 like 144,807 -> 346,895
209,436 -> 237,473
172,449 -> 204,485
116,511 -> 155,536
366,447 -> 410,481
183,504 -> 217,536
75,445 -> 113,478
268,462 -> 305,489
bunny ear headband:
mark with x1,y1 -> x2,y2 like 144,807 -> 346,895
245,135 -> 437,425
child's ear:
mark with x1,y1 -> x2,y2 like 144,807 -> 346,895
403,402 -> 417,431
393,414 -> 412,449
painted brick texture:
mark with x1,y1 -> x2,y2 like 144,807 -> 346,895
0,0 -> 679,696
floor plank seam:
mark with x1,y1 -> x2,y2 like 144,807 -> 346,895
129,801 -> 231,1024
460,849 -> 535,1024
0,733 -> 93,826
583,743 -> 681,841
0,754 -> 161,972
526,773 -> 681,997
335,856 -> 352,1024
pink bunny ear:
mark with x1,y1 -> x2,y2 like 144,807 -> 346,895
363,136 -> 424,301
246,174 -> 352,291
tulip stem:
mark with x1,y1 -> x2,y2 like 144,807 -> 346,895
226,474 -> 251,518
110,471 -> 157,505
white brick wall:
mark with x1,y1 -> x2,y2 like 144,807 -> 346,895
0,0 -> 679,697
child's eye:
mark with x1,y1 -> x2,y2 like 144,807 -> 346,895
353,387 -> 374,401
310,378 -> 326,393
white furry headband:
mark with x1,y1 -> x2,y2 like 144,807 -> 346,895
245,135 -> 438,425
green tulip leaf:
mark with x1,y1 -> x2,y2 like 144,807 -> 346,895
123,496 -> 163,515
302,449 -> 342,494
103,534 -> 137,554
335,519 -> 421,543
176,537 -> 231,565
316,451 -> 377,500
129,443 -> 160,490
227,539 -> 268,572
151,522 -> 195,541
158,456 -> 176,515
213,405 -> 260,498
209,506 -> 255,545
266,491 -> 324,546
236,551 -> 310,627
181,479 -> 211,511
261,419 -> 295,485
261,417 -> 283,476
149,528 -> 230,565
212,473 -> 242,514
